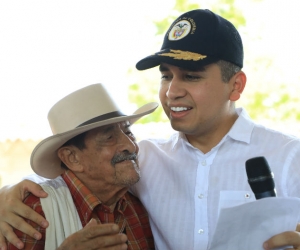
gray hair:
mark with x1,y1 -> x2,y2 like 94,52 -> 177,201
216,60 -> 241,83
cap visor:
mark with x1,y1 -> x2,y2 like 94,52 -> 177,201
136,53 -> 218,71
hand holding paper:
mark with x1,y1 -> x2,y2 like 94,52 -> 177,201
208,197 -> 300,250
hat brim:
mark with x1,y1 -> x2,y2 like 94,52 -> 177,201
31,102 -> 158,179
136,49 -> 219,71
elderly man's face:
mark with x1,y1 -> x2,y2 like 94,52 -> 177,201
77,121 -> 140,189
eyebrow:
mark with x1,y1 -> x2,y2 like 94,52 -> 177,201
159,64 -> 170,72
100,124 -> 115,134
159,64 -> 206,72
101,121 -> 131,132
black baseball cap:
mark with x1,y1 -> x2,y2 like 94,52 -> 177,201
136,9 -> 243,70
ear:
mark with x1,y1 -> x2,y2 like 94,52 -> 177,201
57,146 -> 84,172
229,71 -> 247,101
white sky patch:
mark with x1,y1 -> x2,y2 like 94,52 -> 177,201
1,0 -> 300,140
0,0 -> 174,140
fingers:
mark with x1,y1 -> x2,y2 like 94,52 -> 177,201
0,181 -> 49,247
1,181 -> 49,228
7,201 -> 48,230
87,233 -> 128,250
84,223 -> 120,238
263,231 -> 300,250
0,222 -> 24,250
17,180 -> 48,200
0,229 -> 8,250
83,224 -> 128,249
57,224 -> 128,250
4,215 -> 43,241
84,218 -> 98,228
0,195 -> 48,236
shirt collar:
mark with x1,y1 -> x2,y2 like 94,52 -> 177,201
61,170 -> 127,222
226,107 -> 254,144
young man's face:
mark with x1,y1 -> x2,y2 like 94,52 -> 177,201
159,62 -> 236,140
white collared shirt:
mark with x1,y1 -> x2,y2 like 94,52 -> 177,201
130,108 -> 300,250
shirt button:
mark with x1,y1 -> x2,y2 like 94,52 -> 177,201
198,194 -> 204,199
198,229 -> 204,234
245,193 -> 251,199
201,160 -> 206,166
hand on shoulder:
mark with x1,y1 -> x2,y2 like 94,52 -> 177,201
0,180 -> 48,249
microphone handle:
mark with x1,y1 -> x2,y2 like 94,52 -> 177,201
255,190 -> 276,200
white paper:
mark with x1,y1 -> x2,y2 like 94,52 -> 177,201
209,197 -> 300,250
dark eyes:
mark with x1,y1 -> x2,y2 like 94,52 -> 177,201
186,74 -> 201,80
106,131 -> 134,139
126,130 -> 135,138
160,74 -> 201,81
161,74 -> 169,80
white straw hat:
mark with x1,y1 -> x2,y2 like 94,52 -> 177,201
31,83 -> 158,179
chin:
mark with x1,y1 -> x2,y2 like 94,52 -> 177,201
121,174 -> 140,186
170,121 -> 186,133
117,167 -> 141,187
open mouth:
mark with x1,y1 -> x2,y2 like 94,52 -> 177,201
170,107 -> 192,112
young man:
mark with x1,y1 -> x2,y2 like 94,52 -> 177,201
1,9 -> 300,250
5,83 -> 157,249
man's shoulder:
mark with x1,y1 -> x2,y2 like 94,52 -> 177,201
138,132 -> 179,148
24,193 -> 41,205
240,108 -> 300,142
254,123 -> 300,142
250,124 -> 300,156
24,193 -> 44,214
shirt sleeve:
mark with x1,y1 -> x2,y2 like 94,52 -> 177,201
7,194 -> 46,250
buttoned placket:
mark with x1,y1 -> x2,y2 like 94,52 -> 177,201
194,148 -> 219,249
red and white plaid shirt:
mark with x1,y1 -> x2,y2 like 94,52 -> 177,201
8,170 -> 154,250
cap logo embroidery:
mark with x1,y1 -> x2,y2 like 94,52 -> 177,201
168,20 -> 191,40
158,49 -> 207,61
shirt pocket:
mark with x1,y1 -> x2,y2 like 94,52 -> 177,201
218,190 -> 256,216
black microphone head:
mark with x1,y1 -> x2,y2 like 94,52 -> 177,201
245,156 -> 275,195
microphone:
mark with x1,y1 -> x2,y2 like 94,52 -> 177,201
245,156 -> 276,199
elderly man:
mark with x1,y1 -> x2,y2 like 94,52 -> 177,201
6,83 -> 157,250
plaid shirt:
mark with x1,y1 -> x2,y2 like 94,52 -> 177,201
8,170 -> 154,250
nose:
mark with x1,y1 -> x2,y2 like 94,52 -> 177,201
118,130 -> 138,154
165,77 -> 185,100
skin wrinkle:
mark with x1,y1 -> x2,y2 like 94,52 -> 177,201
111,152 -> 140,186
66,121 -> 141,206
